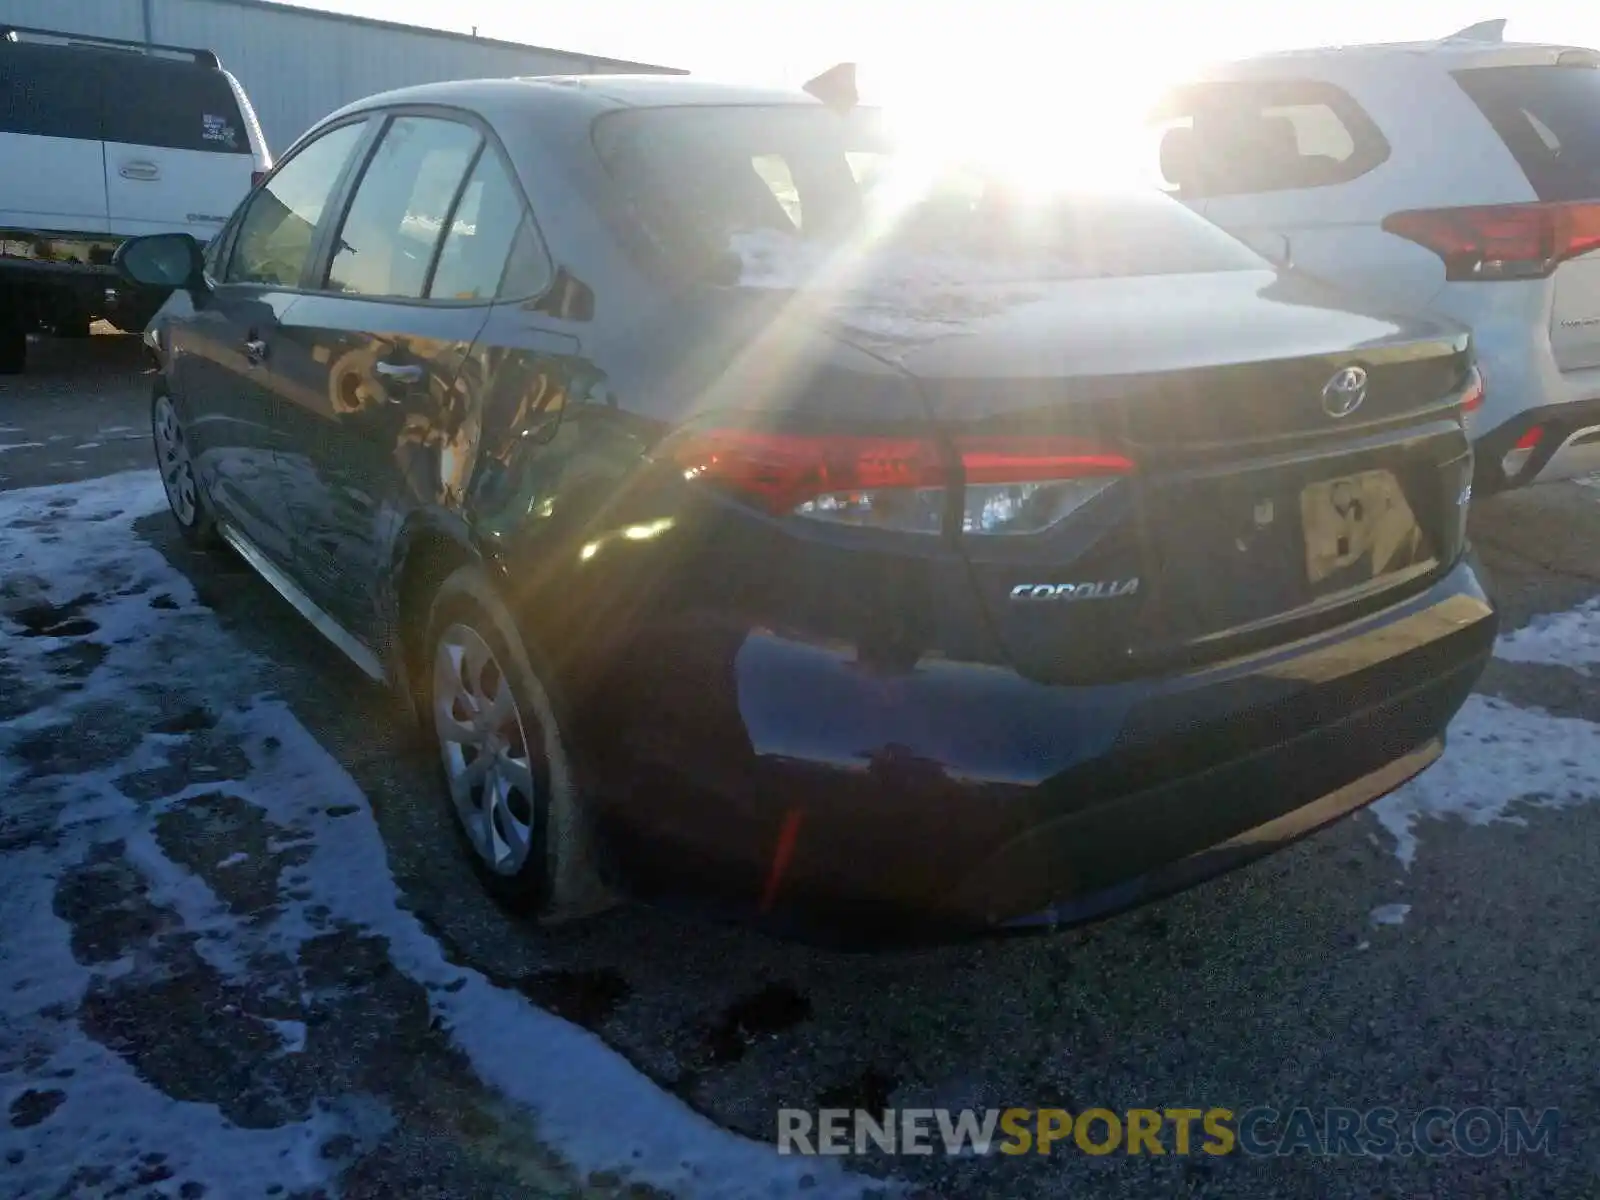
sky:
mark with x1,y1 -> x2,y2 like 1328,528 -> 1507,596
296,1 -> 1600,105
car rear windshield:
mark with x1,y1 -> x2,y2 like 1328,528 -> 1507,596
0,42 -> 248,153
592,104 -> 1265,283
1453,64 -> 1600,201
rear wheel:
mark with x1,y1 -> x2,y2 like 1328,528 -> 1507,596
151,391 -> 217,547
424,566 -> 615,922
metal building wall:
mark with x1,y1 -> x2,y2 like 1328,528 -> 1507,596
0,0 -> 679,154
0,0 -> 143,41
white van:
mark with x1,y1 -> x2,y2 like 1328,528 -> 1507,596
0,24 -> 271,373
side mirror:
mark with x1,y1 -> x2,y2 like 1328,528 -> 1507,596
113,233 -> 207,296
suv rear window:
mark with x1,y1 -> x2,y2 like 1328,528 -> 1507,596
0,42 -> 247,153
1453,64 -> 1600,201
594,105 -> 1265,283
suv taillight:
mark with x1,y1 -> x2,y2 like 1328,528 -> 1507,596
668,430 -> 1132,536
1383,201 -> 1600,281
251,170 -> 267,189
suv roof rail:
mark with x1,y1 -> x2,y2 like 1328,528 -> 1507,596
0,24 -> 221,69
1443,19 -> 1507,43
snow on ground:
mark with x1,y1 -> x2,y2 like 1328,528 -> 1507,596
1370,695 -> 1600,869
1369,903 -> 1411,927
0,471 -> 881,1199
1371,590 -> 1600,868
1494,597 -> 1600,669
4,466 -> 1600,1192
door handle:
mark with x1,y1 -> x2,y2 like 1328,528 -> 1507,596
119,160 -> 160,181
244,337 -> 268,364
374,361 -> 424,384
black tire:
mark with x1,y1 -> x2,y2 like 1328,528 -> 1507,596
0,318 -> 24,375
151,390 -> 218,548
423,566 -> 615,922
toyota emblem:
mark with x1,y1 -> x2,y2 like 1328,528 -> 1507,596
1321,366 -> 1368,419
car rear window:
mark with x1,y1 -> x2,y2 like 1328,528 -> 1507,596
1453,64 -> 1600,201
0,42 -> 247,153
593,104 -> 1265,284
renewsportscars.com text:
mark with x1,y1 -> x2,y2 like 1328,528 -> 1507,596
777,1106 -> 1560,1158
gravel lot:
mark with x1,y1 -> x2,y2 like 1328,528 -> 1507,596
3,330 -> 1598,1199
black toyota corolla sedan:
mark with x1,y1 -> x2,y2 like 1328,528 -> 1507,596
115,73 -> 1496,942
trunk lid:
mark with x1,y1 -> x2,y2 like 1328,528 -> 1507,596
859,270 -> 1474,681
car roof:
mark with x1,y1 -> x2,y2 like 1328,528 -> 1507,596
320,73 -> 825,129
1191,27 -> 1600,81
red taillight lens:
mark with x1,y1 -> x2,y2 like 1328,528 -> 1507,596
1501,423 -> 1547,480
251,170 -> 267,189
1459,365 -> 1485,414
669,429 -> 1132,535
670,430 -> 945,514
1382,202 -> 1600,281
952,436 -> 1133,484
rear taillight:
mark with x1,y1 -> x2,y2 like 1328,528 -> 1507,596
1459,365 -> 1485,414
1502,425 -> 1546,479
669,430 -> 1132,535
251,170 -> 267,189
1382,202 -> 1600,281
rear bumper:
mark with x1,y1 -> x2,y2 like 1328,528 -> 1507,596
978,718 -> 1450,931
952,572 -> 1489,930
1474,394 -> 1600,490
603,556 -> 1495,940
953,569 -> 1478,928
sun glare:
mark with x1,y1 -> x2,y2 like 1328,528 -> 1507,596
863,49 -> 1188,196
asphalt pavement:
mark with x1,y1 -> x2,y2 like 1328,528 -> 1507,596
2,329 -> 1598,1200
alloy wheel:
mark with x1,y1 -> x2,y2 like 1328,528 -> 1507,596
152,395 -> 198,527
432,622 -> 546,876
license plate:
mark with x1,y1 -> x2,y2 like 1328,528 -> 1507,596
1300,469 -> 1423,585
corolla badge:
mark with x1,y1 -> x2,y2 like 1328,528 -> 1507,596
1321,365 -> 1369,419
1010,579 -> 1140,602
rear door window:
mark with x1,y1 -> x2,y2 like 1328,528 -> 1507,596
426,149 -> 539,301
101,56 -> 249,154
326,115 -> 482,300
1453,64 -> 1600,200
1151,80 -> 1389,198
0,43 -> 102,140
